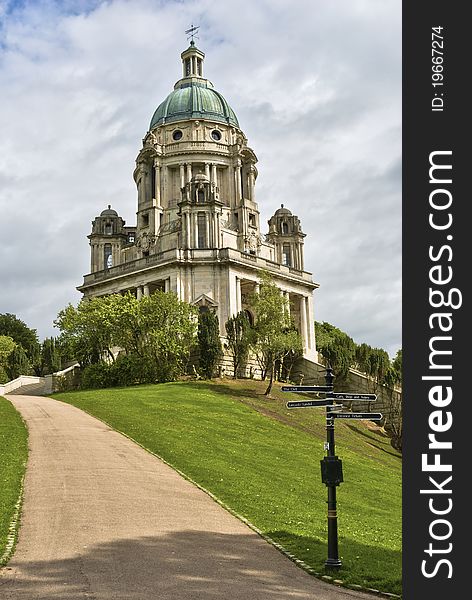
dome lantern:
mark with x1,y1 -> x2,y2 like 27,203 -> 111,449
181,41 -> 205,79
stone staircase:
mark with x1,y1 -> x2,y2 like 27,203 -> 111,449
6,379 -> 47,396
0,363 -> 81,397
0,376 -> 46,396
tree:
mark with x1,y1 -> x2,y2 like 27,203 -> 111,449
41,337 -> 62,375
354,342 -> 372,373
0,335 -> 16,384
249,272 -> 303,396
392,348 -> 402,384
197,310 -> 222,379
315,321 -> 356,382
7,345 -> 31,380
135,292 -> 198,382
280,325 -> 304,382
382,348 -> 402,452
366,347 -> 391,393
55,291 -> 198,384
54,296 -> 121,366
0,313 -> 40,374
225,311 -> 251,378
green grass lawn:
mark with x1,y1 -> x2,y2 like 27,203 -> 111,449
55,379 -> 402,595
0,396 -> 28,566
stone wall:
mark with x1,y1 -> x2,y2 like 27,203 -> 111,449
294,357 -> 402,424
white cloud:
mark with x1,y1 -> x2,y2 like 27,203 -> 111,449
0,0 -> 401,356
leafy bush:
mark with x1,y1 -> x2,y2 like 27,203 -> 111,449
81,363 -> 114,389
111,354 -> 156,386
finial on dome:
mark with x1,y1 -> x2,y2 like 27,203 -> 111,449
281,204 -> 284,208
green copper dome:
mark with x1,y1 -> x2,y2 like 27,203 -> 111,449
150,81 -> 239,130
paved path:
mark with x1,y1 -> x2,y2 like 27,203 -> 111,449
0,395 -> 375,600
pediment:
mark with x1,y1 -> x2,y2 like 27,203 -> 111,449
193,293 -> 218,307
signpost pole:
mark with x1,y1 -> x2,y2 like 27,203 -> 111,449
324,366 -> 342,568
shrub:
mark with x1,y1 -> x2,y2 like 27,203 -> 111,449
81,363 -> 114,389
111,354 -> 156,386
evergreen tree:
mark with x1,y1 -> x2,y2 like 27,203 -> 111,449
197,310 -> 222,379
41,337 -> 62,375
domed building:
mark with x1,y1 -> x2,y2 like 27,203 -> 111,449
78,42 -> 318,366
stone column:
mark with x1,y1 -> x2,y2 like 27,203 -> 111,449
306,293 -> 315,353
293,244 -> 300,270
175,271 -> 182,300
236,276 -> 242,313
300,296 -> 308,353
235,162 -> 242,201
186,163 -> 192,185
205,162 -> 210,180
162,165 -> 168,208
248,165 -> 256,201
205,213 -> 210,248
254,282 -> 260,294
215,212 -> 221,248
186,212 -> 191,248
285,291 -> 291,316
137,286 -> 143,301
143,284 -> 150,297
211,213 -> 217,248
180,164 -> 185,189
154,160 -> 161,206
193,212 -> 198,248
164,278 -> 170,293
212,164 -> 217,187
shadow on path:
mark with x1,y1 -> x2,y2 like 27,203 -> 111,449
0,530 -> 380,600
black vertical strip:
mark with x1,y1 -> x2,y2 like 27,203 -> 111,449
403,3 -> 467,599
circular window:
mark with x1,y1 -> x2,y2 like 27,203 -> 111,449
211,130 -> 222,141
172,130 -> 183,141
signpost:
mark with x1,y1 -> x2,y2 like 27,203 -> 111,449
332,412 -> 383,420
286,399 -> 333,409
281,385 -> 333,393
283,367 -> 383,569
326,392 -> 377,401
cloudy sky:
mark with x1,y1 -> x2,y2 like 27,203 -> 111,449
0,0 -> 401,356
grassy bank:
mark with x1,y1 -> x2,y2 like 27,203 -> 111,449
0,397 -> 28,565
55,379 -> 401,595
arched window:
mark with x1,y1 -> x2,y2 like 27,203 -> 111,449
105,222 -> 112,235
197,212 -> 206,248
197,189 -> 205,203
104,244 -> 112,269
282,222 -> 289,234
282,243 -> 291,266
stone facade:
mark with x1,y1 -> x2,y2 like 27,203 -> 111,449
78,42 -> 319,362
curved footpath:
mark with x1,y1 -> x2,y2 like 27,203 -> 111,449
0,395 -> 375,600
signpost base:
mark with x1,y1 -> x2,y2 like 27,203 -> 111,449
325,558 -> 342,569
